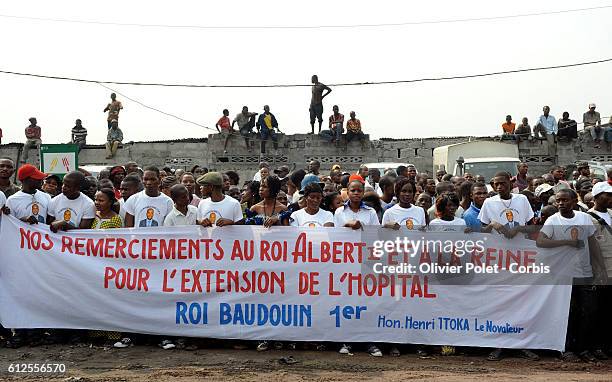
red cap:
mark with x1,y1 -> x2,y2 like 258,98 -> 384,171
17,164 -> 47,181
348,174 -> 365,184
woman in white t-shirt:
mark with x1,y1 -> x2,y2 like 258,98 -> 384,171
429,193 -> 469,233
334,177 -> 379,229
289,183 -> 334,227
382,178 -> 426,230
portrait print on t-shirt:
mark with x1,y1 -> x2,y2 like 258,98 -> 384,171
502,208 -> 520,229
31,203 -> 45,223
59,208 -> 77,228
139,207 -> 161,227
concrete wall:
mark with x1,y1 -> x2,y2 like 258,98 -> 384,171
2,132 -> 611,181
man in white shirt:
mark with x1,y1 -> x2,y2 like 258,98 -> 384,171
164,185 -> 198,226
124,166 -> 174,228
197,172 -> 244,226
7,164 -> 51,224
478,172 -> 539,362
537,189 -> 606,362
47,171 -> 96,232
478,172 -> 535,238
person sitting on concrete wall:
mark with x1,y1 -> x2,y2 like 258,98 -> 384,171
557,112 -> 577,142
583,103 -> 602,148
22,117 -> 42,163
534,106 -> 557,156
232,106 -> 258,152
501,115 -> 515,140
514,117 -> 532,143
319,105 -> 344,147
105,120 -> 123,159
345,111 -> 366,149
71,119 -> 88,152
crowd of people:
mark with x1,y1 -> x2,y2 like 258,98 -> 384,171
0,156 -> 610,362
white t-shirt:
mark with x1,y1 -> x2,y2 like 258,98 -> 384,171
290,208 -> 334,227
478,193 -> 534,229
380,197 -> 396,211
429,217 -> 466,232
124,191 -> 174,228
540,211 -> 596,278
0,190 -> 6,209
381,204 -> 426,230
334,204 -> 380,227
48,192 -> 96,228
197,195 -> 243,223
589,209 -> 612,226
6,190 -> 52,223
118,198 -> 126,222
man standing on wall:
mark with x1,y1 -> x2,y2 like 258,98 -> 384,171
104,93 -> 123,129
309,75 -> 332,134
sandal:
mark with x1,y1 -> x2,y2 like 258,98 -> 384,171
278,356 -> 298,365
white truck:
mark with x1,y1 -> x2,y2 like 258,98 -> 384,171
433,141 -> 520,181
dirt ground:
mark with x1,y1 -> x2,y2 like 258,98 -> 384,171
0,344 -> 610,382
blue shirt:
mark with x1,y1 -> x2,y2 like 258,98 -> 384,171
538,115 -> 557,135
462,202 -> 482,232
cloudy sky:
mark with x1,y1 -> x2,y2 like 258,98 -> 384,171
0,0 -> 611,144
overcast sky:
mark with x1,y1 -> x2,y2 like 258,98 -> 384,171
1,0 -> 611,145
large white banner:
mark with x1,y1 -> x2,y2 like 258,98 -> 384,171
0,216 -> 574,350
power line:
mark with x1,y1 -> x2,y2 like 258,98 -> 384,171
1,57 -> 612,88
0,5 -> 610,30
96,83 -> 215,132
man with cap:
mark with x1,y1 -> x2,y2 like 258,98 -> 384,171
106,120 -> 123,159
0,158 -> 19,197
196,172 -> 244,226
6,164 -> 51,224
587,181 -> 612,361
583,103 -> 602,148
535,183 -> 555,208
274,165 -> 290,181
22,117 -> 42,163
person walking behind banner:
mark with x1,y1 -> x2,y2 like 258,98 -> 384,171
586,181 -> 612,360
106,120 -> 123,159
47,171 -> 96,232
537,189 -> 606,362
91,188 -> 123,229
382,178 -> 426,230
103,93 -> 123,129
478,172 -> 539,362
22,117 -> 42,163
245,175 -> 289,351
196,172 -> 244,227
333,175 -> 383,357
6,164 -> 51,225
309,74 -> 332,134
256,105 -> 280,154
123,166 -> 174,228
71,119 -> 88,152
216,109 -> 233,154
